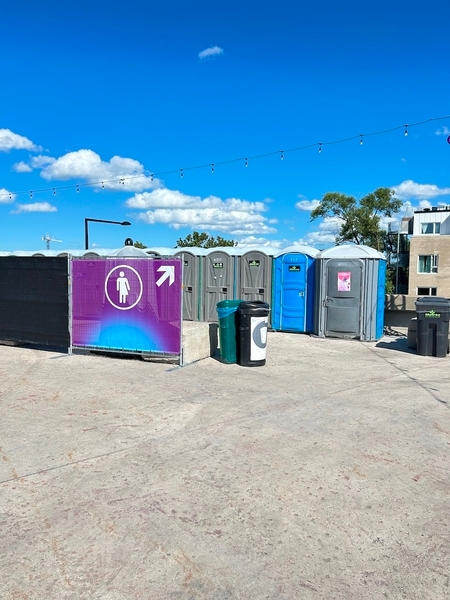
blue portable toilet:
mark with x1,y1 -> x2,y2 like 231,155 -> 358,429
271,245 -> 319,333
314,245 -> 386,341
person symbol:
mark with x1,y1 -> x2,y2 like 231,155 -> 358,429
117,271 -> 130,304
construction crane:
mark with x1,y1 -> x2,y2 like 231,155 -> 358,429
42,233 -> 62,250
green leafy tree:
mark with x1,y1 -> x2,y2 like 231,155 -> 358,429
310,187 -> 402,251
175,231 -> 237,248
133,241 -> 147,249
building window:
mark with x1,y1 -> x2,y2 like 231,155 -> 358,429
417,287 -> 437,296
418,254 -> 439,273
421,222 -> 441,234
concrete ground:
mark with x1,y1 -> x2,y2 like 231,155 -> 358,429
1,331 -> 449,600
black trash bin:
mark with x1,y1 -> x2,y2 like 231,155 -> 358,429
415,297 -> 450,357
238,301 -> 270,367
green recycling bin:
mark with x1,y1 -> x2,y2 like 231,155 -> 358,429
216,300 -> 241,364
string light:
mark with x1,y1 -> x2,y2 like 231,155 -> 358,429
1,113 -> 448,202
211,163 -> 215,173
76,185 -> 80,193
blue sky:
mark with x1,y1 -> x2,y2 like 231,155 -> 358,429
1,0 -> 450,251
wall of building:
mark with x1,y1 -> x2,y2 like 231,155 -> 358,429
408,235 -> 450,296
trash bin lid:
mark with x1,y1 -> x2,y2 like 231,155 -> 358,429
416,297 -> 450,309
217,300 -> 242,309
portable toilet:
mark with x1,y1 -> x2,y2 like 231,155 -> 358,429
202,249 -> 236,322
314,244 -> 386,341
174,249 -> 202,321
237,248 -> 276,303
271,245 -> 319,333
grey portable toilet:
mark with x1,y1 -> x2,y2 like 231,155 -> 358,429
314,245 -> 386,341
202,249 -> 235,322
174,249 -> 201,321
237,248 -> 275,306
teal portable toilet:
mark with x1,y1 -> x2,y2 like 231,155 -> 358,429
314,245 -> 386,340
271,246 -> 319,333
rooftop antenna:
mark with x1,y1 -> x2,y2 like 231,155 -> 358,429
42,233 -> 62,250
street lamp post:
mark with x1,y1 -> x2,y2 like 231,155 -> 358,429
84,218 -> 131,250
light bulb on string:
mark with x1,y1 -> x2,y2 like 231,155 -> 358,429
280,151 -> 284,161
76,185 -> 80,193
318,143 -> 322,153
245,157 -> 248,167
53,188 -> 56,196
180,169 -> 184,178
150,174 -> 154,182
211,163 -> 215,173
30,191 -> 33,199
101,182 -> 105,189
404,125 -> 408,136
360,135 -> 364,145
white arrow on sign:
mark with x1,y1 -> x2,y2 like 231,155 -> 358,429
156,265 -> 175,287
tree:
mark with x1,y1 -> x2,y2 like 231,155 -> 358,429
310,187 -> 402,251
133,241 -> 147,249
175,231 -> 237,248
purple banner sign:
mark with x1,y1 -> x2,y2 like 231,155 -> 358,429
71,258 -> 182,354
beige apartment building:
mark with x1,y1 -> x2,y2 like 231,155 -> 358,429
408,206 -> 450,297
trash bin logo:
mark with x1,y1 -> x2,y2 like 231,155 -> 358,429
250,316 -> 268,361
425,310 -> 440,318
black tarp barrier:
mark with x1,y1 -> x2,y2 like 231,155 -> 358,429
0,257 -> 69,350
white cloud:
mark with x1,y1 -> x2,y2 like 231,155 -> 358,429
435,126 -> 450,136
127,188 -> 266,212
33,149 -> 161,192
12,202 -> 57,214
295,198 -> 320,211
31,155 -> 56,168
235,236 -> 288,249
0,128 -> 42,152
300,216 -> 342,247
126,188 -> 275,235
418,199 -> 432,209
12,161 -> 33,173
392,180 -> 450,201
198,46 -> 224,59
0,188 -> 16,203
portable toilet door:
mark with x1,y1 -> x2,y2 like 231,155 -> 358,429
238,250 -> 273,305
174,250 -> 200,321
202,250 -> 234,322
271,247 -> 318,332
322,257 -> 364,338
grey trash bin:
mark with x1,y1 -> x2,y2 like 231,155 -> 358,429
415,297 -> 450,357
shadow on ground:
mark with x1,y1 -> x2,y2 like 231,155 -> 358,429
376,336 -> 417,354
